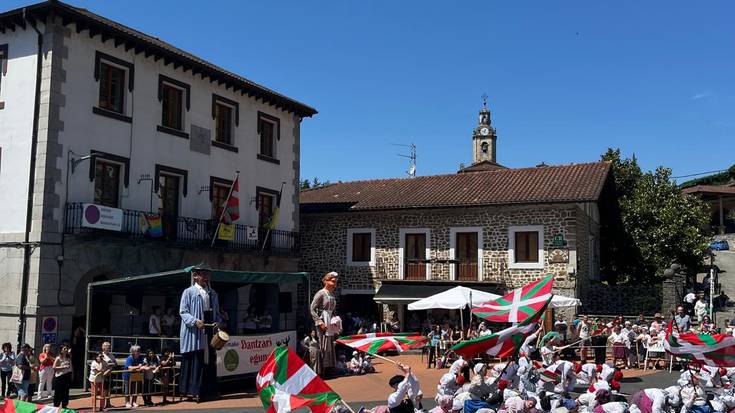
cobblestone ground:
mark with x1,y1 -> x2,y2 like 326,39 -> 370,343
66,354 -> 677,412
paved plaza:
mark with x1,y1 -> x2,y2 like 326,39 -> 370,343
64,354 -> 676,412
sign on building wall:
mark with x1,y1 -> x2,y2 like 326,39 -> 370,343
553,233 -> 566,247
216,331 -> 296,377
41,316 -> 58,344
82,203 -> 123,231
246,226 -> 258,242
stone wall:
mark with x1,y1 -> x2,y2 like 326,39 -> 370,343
301,204 -> 600,304
579,283 -> 663,316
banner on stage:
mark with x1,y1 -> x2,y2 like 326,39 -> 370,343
216,331 -> 296,377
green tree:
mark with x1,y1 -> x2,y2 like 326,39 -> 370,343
300,177 -> 331,191
600,148 -> 711,284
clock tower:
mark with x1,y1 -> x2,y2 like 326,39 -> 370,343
472,100 -> 497,164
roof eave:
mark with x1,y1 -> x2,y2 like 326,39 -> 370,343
300,198 -> 600,213
0,1 -> 318,118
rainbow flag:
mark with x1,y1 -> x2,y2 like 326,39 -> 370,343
144,213 -> 163,238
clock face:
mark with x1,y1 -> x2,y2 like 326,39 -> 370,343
480,127 -> 489,136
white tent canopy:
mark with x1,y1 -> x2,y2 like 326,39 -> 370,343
406,286 -> 581,311
407,286 -> 498,310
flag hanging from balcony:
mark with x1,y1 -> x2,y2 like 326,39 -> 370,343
264,184 -> 282,231
221,175 -> 240,224
472,274 -> 554,323
218,223 -> 235,241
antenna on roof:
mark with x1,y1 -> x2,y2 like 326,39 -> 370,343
392,143 -> 417,178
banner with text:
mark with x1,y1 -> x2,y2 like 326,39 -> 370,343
216,331 -> 296,377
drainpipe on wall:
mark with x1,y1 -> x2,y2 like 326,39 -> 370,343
17,9 -> 44,349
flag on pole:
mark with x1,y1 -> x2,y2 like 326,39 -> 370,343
472,274 -> 554,323
0,399 -> 77,413
337,333 -> 427,354
256,346 -> 341,413
221,175 -> 240,224
452,296 -> 550,359
264,185 -> 282,230
664,321 -> 735,366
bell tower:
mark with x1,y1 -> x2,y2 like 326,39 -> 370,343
472,95 -> 497,164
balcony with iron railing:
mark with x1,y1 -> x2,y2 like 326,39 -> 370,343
63,202 -> 298,255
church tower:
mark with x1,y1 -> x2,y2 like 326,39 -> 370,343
472,99 -> 497,165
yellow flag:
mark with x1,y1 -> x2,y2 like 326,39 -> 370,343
218,223 -> 235,241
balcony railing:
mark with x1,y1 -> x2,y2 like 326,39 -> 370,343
63,202 -> 298,255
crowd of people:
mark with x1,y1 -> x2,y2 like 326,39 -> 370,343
0,342 -> 73,408
347,317 -> 734,413
0,339 -> 176,411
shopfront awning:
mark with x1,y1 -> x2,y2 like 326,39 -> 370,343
374,280 -> 501,305
89,267 -> 308,295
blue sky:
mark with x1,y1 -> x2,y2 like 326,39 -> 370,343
10,1 -> 734,182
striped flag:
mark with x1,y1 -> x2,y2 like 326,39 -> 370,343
336,333 -> 427,353
0,399 -> 76,413
472,274 -> 554,323
256,346 -> 341,413
539,368 -> 561,384
452,296 -> 550,359
664,321 -> 735,366
221,175 -> 240,224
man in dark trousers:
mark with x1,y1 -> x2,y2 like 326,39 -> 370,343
179,264 -> 221,402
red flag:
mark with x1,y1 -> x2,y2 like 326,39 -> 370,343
221,176 -> 239,224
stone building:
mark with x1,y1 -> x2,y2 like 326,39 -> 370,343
0,1 -> 315,348
300,104 -> 612,327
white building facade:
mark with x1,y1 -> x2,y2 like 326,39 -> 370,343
0,2 -> 315,350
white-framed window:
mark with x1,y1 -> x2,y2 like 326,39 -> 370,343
449,227 -> 483,281
346,228 -> 376,266
508,225 -> 544,269
399,228 -> 431,280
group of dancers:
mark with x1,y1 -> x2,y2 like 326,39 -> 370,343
351,325 -> 735,413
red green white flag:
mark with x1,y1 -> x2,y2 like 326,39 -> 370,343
336,333 -> 427,353
221,174 -> 240,224
452,297 -> 550,359
664,321 -> 735,366
0,399 -> 76,413
472,274 -> 554,323
256,346 -> 341,413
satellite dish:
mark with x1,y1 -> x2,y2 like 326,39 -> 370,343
407,165 -> 416,176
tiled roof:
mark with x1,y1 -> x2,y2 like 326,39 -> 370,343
0,1 -> 317,117
301,162 -> 611,212
682,185 -> 735,196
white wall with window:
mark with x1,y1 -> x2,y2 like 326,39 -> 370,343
35,22 -> 308,233
507,225 -> 545,269
449,227 -> 483,281
346,228 -> 376,266
398,228 -> 431,280
0,29 -> 39,233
